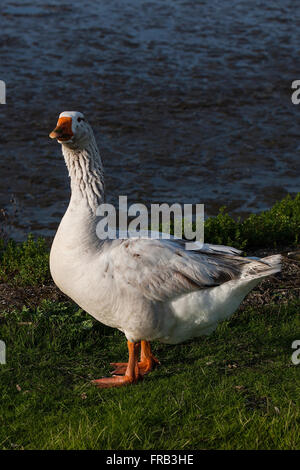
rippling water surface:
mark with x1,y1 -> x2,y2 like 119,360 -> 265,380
0,0 -> 299,239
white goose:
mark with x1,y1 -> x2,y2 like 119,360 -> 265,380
49,111 -> 281,388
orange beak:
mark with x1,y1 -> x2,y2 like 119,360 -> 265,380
49,116 -> 73,141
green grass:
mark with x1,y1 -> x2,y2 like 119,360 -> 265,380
175,193 -> 300,250
204,193 -> 300,249
0,235 -> 50,286
0,300 -> 299,450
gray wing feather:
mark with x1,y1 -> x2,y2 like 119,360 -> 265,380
108,238 -> 251,302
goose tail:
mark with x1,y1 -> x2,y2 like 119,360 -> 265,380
241,254 -> 281,280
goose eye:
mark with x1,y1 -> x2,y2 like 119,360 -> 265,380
77,117 -> 83,122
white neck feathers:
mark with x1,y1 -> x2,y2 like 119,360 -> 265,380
62,137 -> 105,212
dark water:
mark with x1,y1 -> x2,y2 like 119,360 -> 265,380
0,0 -> 300,240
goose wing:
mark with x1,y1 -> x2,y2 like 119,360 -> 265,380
105,237 -> 250,302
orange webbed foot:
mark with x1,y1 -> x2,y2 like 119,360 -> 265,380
91,375 -> 137,388
110,362 -> 128,375
92,341 -> 142,389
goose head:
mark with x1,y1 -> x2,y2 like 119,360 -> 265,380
49,111 -> 94,149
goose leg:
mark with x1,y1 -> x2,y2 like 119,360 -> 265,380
110,340 -> 160,376
92,341 -> 141,388
140,340 -> 160,374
